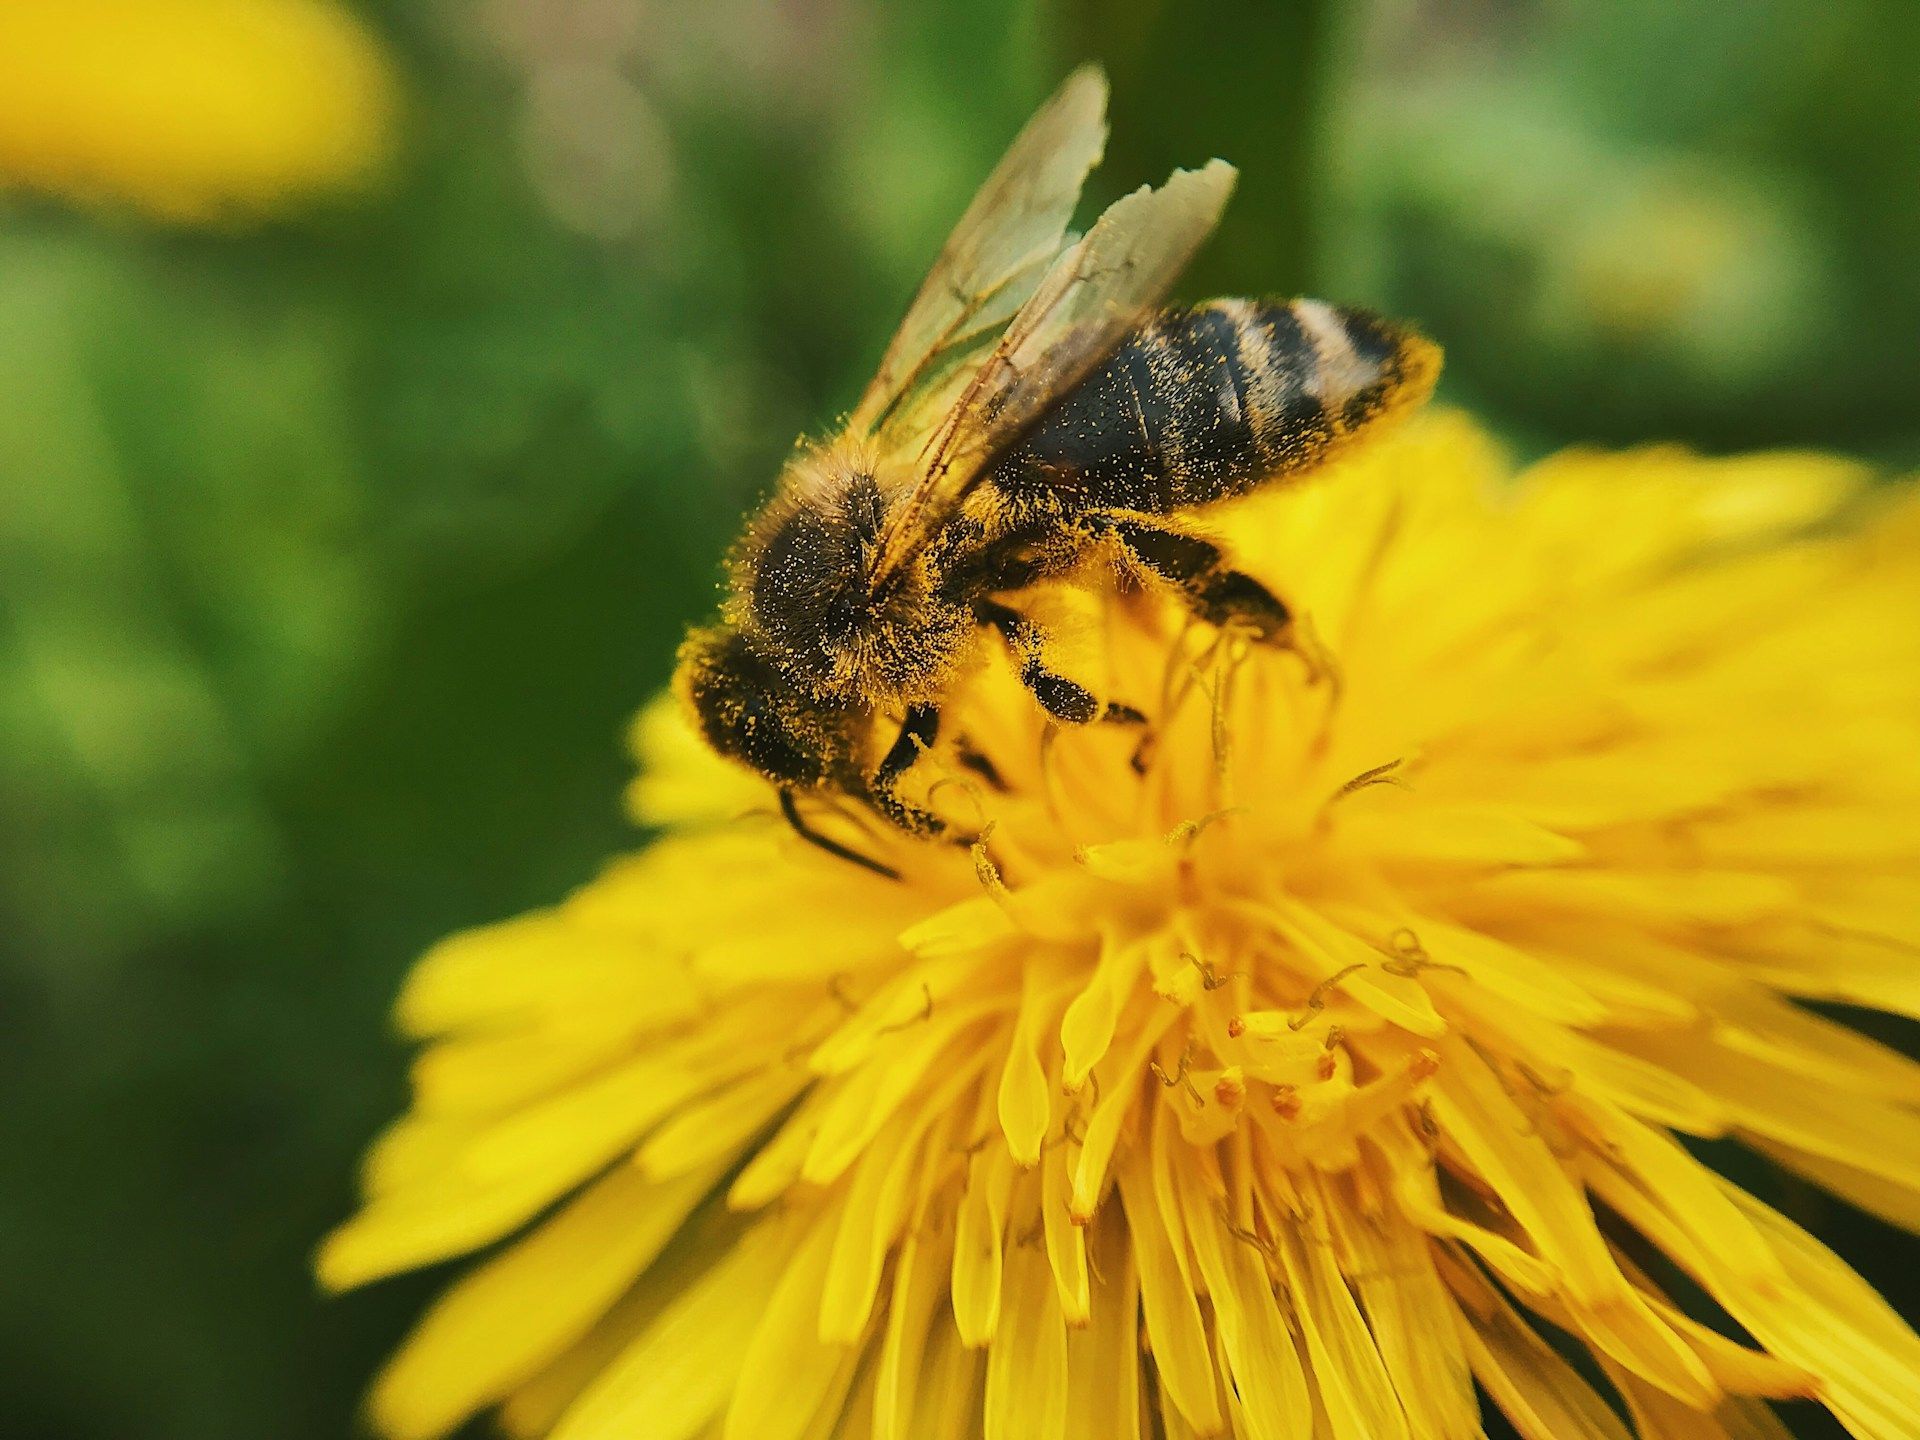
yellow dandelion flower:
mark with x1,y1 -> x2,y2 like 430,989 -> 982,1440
0,0 -> 395,223
323,412 -> 1920,1440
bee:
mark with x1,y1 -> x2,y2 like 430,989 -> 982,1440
676,66 -> 1440,872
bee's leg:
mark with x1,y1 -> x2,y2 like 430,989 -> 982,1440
868,703 -> 948,837
1092,513 -> 1294,643
779,789 -> 900,880
944,524 -> 1083,600
975,598 -> 1138,726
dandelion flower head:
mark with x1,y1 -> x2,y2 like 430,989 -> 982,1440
323,413 -> 1920,1440
0,0 -> 395,223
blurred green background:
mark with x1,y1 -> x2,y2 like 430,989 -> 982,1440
2,2 -> 1916,1437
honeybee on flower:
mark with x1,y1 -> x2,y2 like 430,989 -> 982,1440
324,70 -> 1920,1440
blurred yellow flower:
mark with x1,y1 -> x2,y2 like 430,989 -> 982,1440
0,0 -> 396,223
324,414 -> 1920,1440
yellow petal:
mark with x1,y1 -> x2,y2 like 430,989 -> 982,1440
1452,1260 -> 1634,1440
1065,1218 -> 1143,1440
873,1221 -> 953,1440
547,1223 -> 789,1440
368,1160 -> 723,1440
1276,1224 -> 1410,1440
1116,1154 -> 1222,1434
722,1210 -> 860,1440
951,1145 -> 1015,1347
984,1240 -> 1069,1440
1175,1163 -> 1310,1440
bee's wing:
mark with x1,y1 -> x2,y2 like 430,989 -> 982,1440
849,65 -> 1109,440
871,159 -> 1237,583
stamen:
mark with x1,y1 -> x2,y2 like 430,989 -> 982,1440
1164,806 -> 1245,852
1185,952 -> 1236,991
1148,1040 -> 1206,1107
827,973 -> 861,1012
1220,1204 -> 1277,1260
970,822 -> 1015,911
922,772 -> 991,836
1414,1099 -> 1441,1151
1513,1058 -> 1573,1097
1287,612 -> 1343,706
876,981 -> 936,1036
1287,963 -> 1368,1030
1206,635 -> 1250,786
1376,926 -> 1468,979
1332,757 -> 1409,802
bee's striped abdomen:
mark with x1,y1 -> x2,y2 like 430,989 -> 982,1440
990,298 -> 1440,513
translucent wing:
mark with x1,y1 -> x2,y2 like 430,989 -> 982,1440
849,65 -> 1109,440
872,159 -> 1237,581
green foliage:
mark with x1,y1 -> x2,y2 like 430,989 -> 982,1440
0,2 -> 1913,1437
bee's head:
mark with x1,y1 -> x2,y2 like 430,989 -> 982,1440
674,624 -> 851,790
735,443 -> 963,703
